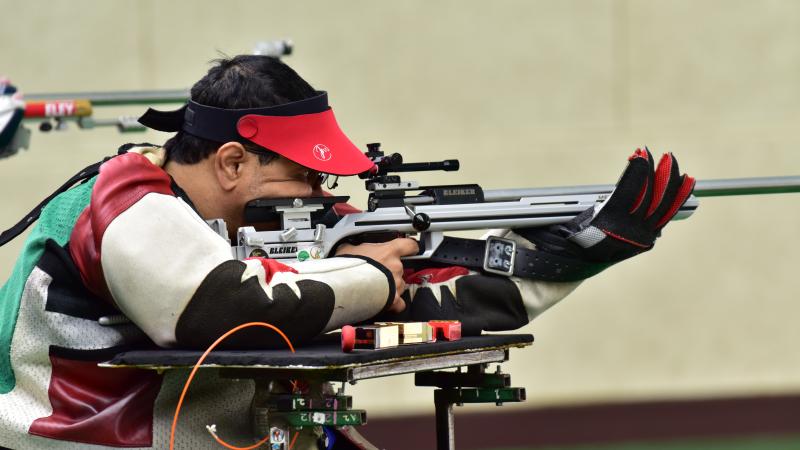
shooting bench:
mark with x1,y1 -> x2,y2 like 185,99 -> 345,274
102,333 -> 533,450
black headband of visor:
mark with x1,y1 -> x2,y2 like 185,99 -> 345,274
137,91 -> 330,143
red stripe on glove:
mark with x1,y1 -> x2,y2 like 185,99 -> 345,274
629,178 -> 648,214
655,175 -> 696,229
647,153 -> 673,217
628,148 -> 649,161
601,228 -> 651,248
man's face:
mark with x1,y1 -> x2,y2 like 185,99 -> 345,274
201,143 -> 325,233
232,153 -> 321,230
243,153 -> 319,202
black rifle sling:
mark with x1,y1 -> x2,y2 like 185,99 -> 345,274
429,236 -> 610,282
0,159 -> 107,247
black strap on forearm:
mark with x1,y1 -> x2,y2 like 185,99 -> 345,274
428,236 -> 610,282
0,159 -> 106,247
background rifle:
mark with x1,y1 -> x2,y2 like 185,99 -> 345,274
0,39 -> 293,158
22,89 -> 188,134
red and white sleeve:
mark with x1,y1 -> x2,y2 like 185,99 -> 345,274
69,152 -> 394,349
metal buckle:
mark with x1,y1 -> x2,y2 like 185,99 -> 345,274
483,236 -> 516,277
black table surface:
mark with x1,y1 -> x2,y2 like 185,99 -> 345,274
103,333 -> 534,369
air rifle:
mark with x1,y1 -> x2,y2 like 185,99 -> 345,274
224,143 -> 800,277
0,39 -> 294,158
0,87 -> 193,159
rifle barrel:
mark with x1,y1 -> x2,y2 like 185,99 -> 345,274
692,176 -> 800,197
25,89 -> 189,106
402,176 -> 800,205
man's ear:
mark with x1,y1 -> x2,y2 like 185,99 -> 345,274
214,142 -> 248,191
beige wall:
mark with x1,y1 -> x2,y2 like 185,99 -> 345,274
1,0 -> 799,417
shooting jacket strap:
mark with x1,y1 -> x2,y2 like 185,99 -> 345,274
429,236 -> 611,282
0,158 -> 107,247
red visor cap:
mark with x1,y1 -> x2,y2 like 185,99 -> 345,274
236,109 -> 374,176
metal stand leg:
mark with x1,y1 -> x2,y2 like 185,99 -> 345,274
435,399 -> 455,450
418,361 -> 526,450
218,372 -> 368,450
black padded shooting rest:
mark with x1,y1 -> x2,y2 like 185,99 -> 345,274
101,333 -> 534,450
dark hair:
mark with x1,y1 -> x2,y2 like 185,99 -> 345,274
163,55 -> 317,164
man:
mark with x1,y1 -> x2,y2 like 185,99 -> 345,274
0,55 -> 693,449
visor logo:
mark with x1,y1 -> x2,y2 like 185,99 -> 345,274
313,144 -> 332,162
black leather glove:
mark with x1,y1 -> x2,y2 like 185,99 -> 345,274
517,148 -> 695,265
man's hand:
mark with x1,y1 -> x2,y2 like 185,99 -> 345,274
519,148 -> 695,265
335,238 -> 419,313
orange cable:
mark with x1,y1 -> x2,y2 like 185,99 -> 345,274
169,322 -> 295,450
208,427 -> 271,450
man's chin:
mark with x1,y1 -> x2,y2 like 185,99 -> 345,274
286,183 -> 314,198
255,183 -> 315,200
